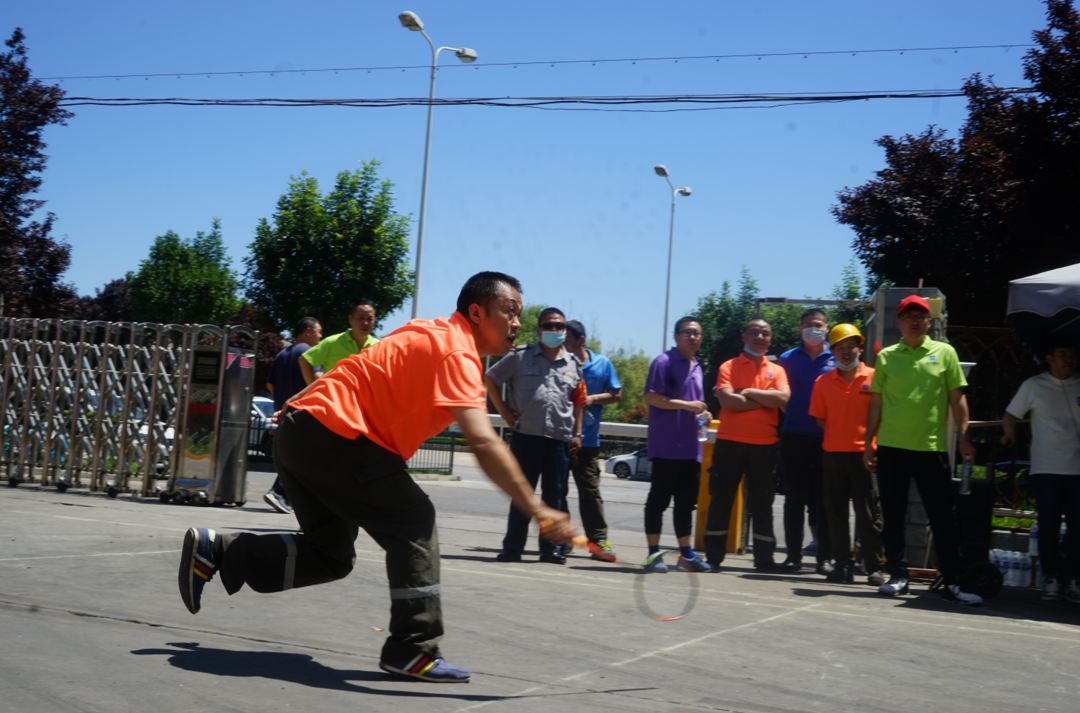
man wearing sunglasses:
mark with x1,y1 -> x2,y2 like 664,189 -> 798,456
486,307 -> 588,564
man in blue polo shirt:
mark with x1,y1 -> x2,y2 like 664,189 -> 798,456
563,320 -> 622,562
778,308 -> 837,574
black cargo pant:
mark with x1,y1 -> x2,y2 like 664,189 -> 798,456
219,409 -> 443,661
704,439 -> 778,566
781,431 -> 831,563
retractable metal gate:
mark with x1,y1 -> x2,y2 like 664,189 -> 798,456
0,318 -> 257,500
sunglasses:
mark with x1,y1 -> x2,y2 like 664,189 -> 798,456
539,322 -> 567,331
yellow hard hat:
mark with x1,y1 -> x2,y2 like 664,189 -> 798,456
828,323 -> 864,347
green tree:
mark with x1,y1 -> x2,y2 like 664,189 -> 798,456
126,220 -> 240,324
826,259 -> 869,329
832,0 -> 1080,327
243,162 -> 413,333
602,346 -> 652,424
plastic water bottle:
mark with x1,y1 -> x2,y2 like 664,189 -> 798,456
697,413 -> 710,442
1020,553 -> 1032,587
959,456 -> 972,495
1005,551 -> 1018,586
990,549 -> 1002,575
1029,521 -> 1039,556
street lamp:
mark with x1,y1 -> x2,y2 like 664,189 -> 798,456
654,164 -> 692,353
398,11 -> 478,319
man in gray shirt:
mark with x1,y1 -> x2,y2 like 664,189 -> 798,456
486,307 -> 586,564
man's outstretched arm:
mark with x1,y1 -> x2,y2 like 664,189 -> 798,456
450,406 -> 573,543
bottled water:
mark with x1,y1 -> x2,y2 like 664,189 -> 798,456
1029,521 -> 1039,556
959,456 -> 972,495
697,413 -> 710,442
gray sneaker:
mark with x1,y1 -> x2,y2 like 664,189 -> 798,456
1041,578 -> 1061,603
263,490 -> 293,515
867,571 -> 886,587
878,576 -> 909,596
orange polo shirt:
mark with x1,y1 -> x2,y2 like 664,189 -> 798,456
289,311 -> 486,460
808,363 -> 876,452
715,353 -> 790,445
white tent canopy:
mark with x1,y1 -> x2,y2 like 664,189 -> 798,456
1007,262 -> 1080,318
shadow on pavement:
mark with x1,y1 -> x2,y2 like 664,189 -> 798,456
131,642 -> 502,700
132,642 -> 657,702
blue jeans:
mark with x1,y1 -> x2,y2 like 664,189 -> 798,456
1033,473 -> 1080,581
501,431 -> 570,556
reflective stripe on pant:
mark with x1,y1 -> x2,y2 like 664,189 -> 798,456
704,439 -> 778,565
219,409 -> 444,661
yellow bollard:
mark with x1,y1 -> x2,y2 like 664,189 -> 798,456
694,420 -> 744,553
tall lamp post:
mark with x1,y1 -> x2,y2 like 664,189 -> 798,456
398,11 -> 478,319
654,164 -> 692,353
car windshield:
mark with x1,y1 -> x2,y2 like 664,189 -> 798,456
254,401 -> 275,419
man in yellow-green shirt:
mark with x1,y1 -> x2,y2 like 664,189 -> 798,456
300,300 -> 379,383
864,294 -> 981,606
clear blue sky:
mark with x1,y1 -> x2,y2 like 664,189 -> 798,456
10,0 -> 1046,355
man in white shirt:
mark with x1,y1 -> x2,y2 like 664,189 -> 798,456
1003,336 -> 1080,604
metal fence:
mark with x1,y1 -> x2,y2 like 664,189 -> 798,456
0,317 -> 258,497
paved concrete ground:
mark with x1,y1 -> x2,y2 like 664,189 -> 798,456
2,460 -> 1079,713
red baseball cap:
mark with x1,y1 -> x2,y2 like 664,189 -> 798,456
897,295 -> 931,314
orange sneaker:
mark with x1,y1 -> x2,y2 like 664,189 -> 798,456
587,540 -> 618,563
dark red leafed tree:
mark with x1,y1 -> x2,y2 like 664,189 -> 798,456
832,0 -> 1080,327
0,28 -> 78,319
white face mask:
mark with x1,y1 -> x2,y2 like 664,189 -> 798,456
744,345 -> 768,357
802,327 -> 827,346
836,359 -> 860,371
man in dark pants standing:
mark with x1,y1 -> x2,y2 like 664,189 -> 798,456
864,294 -> 982,605
704,319 -> 791,572
176,272 -> 574,683
486,307 -> 586,565
263,316 -> 322,515
563,320 -> 623,562
777,308 -> 836,574
642,317 -> 712,573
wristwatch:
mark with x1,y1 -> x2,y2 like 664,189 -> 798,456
572,432 -> 584,438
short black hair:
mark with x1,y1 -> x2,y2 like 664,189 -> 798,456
800,308 -> 827,324
1042,334 -> 1078,362
743,318 -> 771,333
294,317 -> 319,339
673,317 -> 701,334
349,299 -> 376,316
565,320 -> 586,340
456,271 -> 522,317
538,307 -> 565,324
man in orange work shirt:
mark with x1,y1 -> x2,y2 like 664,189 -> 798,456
175,272 -> 573,684
703,319 -> 791,571
808,324 -> 884,586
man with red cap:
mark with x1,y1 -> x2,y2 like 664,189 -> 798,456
863,295 -> 983,605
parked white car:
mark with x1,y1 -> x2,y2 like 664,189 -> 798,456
250,396 -> 275,456
604,447 -> 651,480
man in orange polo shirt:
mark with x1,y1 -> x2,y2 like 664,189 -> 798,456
174,272 -> 573,684
808,324 -> 884,586
703,318 -> 791,571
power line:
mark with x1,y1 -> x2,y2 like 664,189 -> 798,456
57,87 -> 1036,112
41,44 -> 1035,82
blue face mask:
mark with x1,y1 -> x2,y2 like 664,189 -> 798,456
836,359 -> 860,371
744,345 -> 768,357
541,331 -> 566,348
802,327 -> 827,347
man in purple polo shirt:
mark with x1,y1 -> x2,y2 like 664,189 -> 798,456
642,317 -> 712,573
